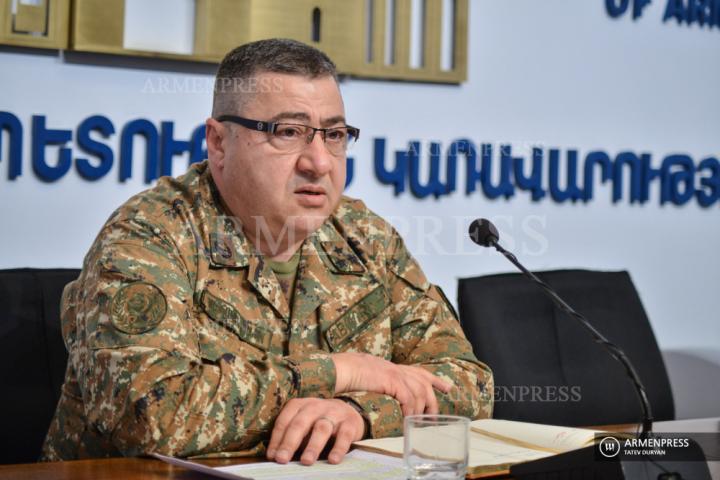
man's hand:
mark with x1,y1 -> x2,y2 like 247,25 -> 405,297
266,398 -> 365,466
332,352 -> 453,416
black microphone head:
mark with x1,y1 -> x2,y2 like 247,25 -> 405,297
468,218 -> 499,247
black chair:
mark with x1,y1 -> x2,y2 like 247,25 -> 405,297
0,268 -> 79,464
458,269 -> 674,427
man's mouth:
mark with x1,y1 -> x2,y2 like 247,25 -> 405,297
294,185 -> 328,207
295,186 -> 326,196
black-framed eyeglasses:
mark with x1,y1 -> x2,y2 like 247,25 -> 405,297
216,115 -> 360,156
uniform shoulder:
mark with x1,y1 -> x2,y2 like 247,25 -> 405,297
332,197 -> 431,292
103,162 -> 207,231
80,163 -> 210,273
333,196 -> 397,243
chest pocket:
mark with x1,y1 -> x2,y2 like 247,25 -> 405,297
199,289 -> 274,353
324,286 -> 391,354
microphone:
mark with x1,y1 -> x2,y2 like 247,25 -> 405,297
468,218 -> 654,436
468,218 -> 498,247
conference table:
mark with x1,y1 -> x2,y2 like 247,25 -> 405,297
1,418 -> 717,480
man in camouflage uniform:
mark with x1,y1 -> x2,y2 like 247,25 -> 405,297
42,38 -> 493,465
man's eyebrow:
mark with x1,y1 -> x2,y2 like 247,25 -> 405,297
269,111 -> 311,123
269,112 -> 346,127
320,115 -> 346,127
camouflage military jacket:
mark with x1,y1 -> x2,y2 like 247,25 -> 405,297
41,161 -> 493,461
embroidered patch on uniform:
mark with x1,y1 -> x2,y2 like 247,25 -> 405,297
110,282 -> 167,334
320,241 -> 365,274
325,285 -> 390,351
199,289 -> 273,351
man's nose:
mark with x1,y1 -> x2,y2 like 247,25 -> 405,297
297,132 -> 334,177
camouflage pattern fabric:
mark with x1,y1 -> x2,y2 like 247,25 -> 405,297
41,160 -> 493,461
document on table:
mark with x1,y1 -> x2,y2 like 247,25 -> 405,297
152,449 -> 407,480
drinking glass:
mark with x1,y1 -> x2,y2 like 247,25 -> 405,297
403,415 -> 469,479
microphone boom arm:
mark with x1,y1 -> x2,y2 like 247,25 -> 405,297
489,238 -> 654,436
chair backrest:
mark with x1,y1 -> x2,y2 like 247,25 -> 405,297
0,268 -> 80,464
458,269 -> 674,427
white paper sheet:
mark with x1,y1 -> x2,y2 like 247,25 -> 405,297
152,449 -> 406,480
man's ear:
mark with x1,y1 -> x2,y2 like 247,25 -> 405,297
206,118 -> 226,169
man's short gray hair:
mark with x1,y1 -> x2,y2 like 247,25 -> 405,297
212,38 -> 338,117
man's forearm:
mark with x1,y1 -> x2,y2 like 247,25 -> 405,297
417,357 -> 494,418
336,357 -> 493,439
87,349 -> 336,457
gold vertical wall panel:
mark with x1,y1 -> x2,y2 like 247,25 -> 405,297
311,0 -> 365,73
453,0 -> 468,81
246,0 -> 364,74
371,0 -> 386,67
72,0 -> 218,62
194,0 -> 251,60
309,0 -> 365,73
354,0 -> 467,83
72,0 -> 124,53
0,0 -> 69,49
15,0 -> 47,33
423,0 -> 441,74
393,0 -> 410,69
358,0 -> 385,76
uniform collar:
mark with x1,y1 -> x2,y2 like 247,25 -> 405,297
198,168 -> 371,320
312,218 -> 367,275
291,221 -> 375,322
198,166 -> 253,268
201,169 -> 365,275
